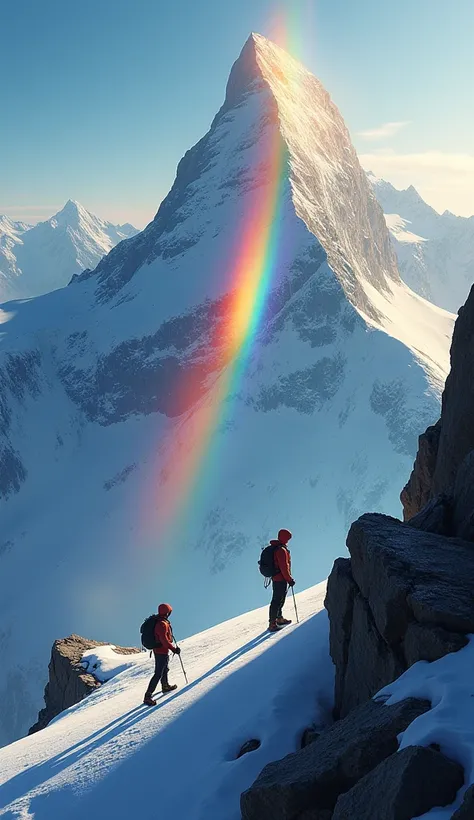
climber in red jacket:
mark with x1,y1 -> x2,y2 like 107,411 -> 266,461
269,528 -> 295,632
143,603 -> 181,706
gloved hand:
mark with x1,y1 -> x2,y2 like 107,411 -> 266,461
288,579 -> 295,587
173,646 -> 181,655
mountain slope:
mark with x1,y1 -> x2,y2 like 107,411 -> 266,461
0,201 -> 138,301
368,172 -> 474,313
0,33 -> 454,746
0,586 -> 332,820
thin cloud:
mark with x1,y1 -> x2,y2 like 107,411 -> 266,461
357,121 -> 410,140
359,149 -> 474,217
0,205 -> 60,212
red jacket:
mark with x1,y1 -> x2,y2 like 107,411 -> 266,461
153,617 -> 175,655
271,542 -> 294,584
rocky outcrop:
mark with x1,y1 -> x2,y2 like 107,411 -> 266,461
29,634 -> 140,734
401,421 -> 441,521
331,745 -> 464,820
452,785 -> 474,819
240,698 -> 430,820
402,283 -> 474,524
404,492 -> 452,535
325,513 -> 471,717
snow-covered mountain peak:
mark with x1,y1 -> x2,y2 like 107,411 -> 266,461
0,202 -> 139,302
369,173 -> 474,313
0,214 -> 29,239
51,198 -> 86,226
89,32 -> 398,325
252,35 -> 400,315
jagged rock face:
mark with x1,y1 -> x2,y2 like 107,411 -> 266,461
29,635 -> 139,734
400,421 -> 441,520
0,201 -> 138,301
325,514 -> 471,717
240,697 -> 430,819
332,745 -> 464,820
0,34 -> 453,745
402,282 -> 474,529
452,785 -> 474,819
433,287 -> 474,495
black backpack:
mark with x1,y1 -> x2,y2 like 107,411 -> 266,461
258,544 -> 278,578
140,614 -> 163,650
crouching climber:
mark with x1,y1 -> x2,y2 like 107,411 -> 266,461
143,603 -> 181,706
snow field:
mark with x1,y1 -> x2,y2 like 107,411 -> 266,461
0,583 -> 333,820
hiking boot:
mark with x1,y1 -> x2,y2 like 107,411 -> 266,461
276,617 -> 292,626
162,683 -> 178,694
143,694 -> 156,706
268,621 -> 282,632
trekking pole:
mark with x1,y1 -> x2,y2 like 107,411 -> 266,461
171,629 -> 189,685
291,586 -> 300,624
177,651 -> 189,685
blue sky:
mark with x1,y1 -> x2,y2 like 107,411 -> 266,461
2,0 -> 473,227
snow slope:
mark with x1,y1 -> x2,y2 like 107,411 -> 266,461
0,201 -> 138,301
0,34 -> 455,745
368,172 -> 474,313
0,584 -> 333,820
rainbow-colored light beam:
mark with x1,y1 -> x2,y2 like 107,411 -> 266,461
149,90 -> 288,542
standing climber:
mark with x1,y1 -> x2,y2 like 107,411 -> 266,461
268,528 -> 295,632
143,603 -> 181,706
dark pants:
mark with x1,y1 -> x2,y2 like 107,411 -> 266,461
270,580 -> 288,623
146,653 -> 169,695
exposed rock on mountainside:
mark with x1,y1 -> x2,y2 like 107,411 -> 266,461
402,282 -> 474,527
325,513 -> 471,717
29,635 -> 139,734
452,786 -> 474,819
241,697 -> 431,819
331,745 -> 463,820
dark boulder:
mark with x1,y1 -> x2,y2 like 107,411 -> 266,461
452,785 -> 474,818
406,493 -> 453,536
237,739 -> 261,758
332,745 -> 464,820
240,698 -> 430,820
403,622 -> 467,666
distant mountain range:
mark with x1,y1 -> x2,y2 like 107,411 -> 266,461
368,172 -> 474,314
0,201 -> 138,301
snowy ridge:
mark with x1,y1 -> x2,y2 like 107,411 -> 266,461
0,585 -> 333,820
0,201 -> 138,301
0,33 -> 454,745
368,172 -> 474,313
